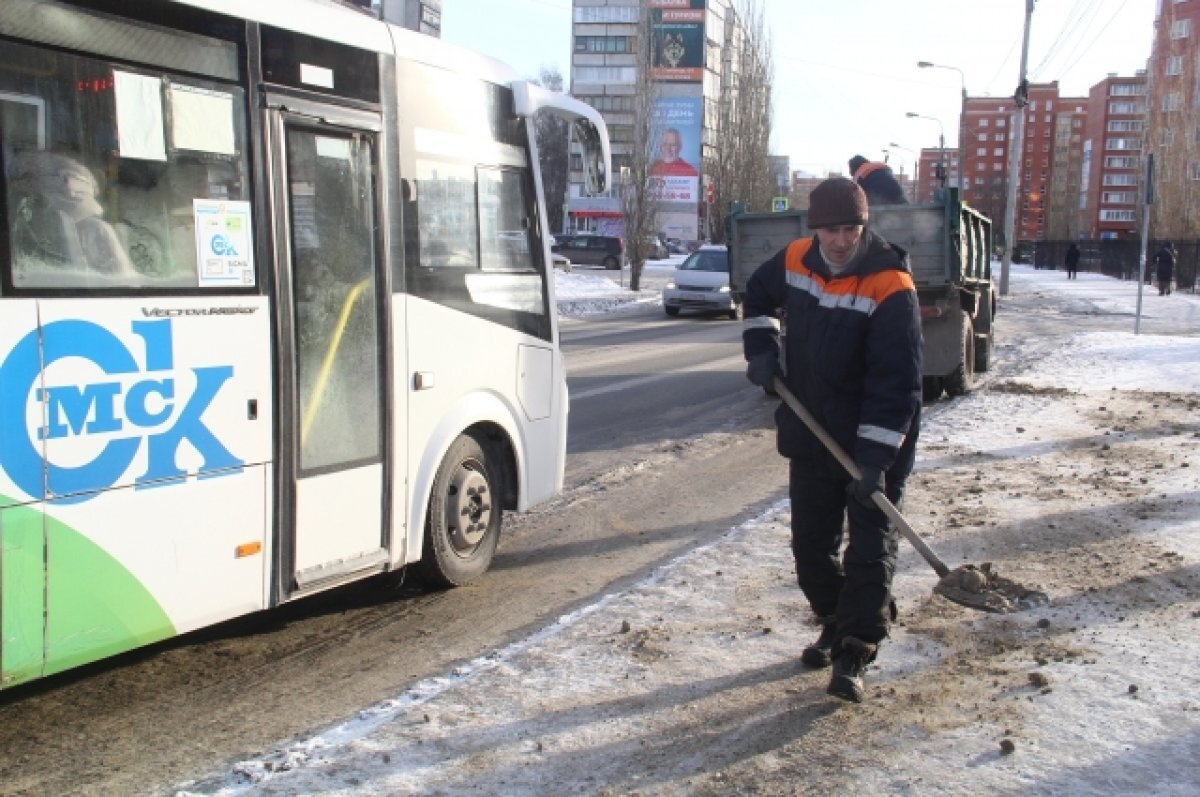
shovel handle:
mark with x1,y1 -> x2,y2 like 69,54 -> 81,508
772,377 -> 950,578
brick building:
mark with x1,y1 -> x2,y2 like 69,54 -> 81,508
1079,73 -> 1147,239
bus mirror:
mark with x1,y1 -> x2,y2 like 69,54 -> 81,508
511,80 -> 611,196
573,118 -> 608,196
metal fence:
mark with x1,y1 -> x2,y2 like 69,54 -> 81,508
1030,240 -> 1198,290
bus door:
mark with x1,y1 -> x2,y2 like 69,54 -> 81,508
266,103 -> 391,594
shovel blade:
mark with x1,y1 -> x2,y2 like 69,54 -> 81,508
933,564 -> 1049,613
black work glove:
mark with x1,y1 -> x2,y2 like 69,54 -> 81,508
847,465 -> 885,509
745,351 -> 780,388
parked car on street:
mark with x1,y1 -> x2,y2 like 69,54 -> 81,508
642,236 -> 669,260
551,234 -> 624,269
662,245 -> 740,319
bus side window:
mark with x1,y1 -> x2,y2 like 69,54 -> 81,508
9,151 -> 137,281
414,159 -> 478,270
478,167 -> 537,274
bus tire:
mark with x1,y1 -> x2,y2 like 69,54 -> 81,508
418,433 -> 501,588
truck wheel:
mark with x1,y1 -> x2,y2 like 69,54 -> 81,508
922,376 -> 944,402
417,433 -> 501,588
944,313 -> 975,397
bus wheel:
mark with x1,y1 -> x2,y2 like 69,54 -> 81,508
418,433 -> 501,588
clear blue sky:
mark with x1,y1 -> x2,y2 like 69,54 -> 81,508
441,0 -> 1158,177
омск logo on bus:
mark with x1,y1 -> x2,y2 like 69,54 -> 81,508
0,318 -> 242,504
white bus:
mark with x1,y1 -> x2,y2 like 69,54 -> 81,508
0,0 -> 609,690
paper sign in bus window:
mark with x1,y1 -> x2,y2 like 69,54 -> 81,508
171,84 -> 235,155
114,71 -> 167,161
194,199 -> 254,287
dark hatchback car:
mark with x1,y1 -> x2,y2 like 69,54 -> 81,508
551,234 -> 624,269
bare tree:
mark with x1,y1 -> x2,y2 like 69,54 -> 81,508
621,2 -> 662,292
533,67 -> 570,236
708,0 -> 774,244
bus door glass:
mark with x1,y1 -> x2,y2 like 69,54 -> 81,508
272,112 -> 388,589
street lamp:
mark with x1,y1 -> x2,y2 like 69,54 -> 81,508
918,60 -> 967,191
906,111 -> 946,197
888,142 -> 918,202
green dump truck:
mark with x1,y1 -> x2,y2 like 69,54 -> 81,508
728,189 -> 995,400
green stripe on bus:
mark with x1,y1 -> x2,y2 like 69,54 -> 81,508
2,496 -> 176,687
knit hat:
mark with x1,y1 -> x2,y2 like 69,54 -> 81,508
848,155 -> 868,174
807,177 -> 868,229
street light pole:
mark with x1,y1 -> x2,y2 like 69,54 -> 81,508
918,60 -> 967,191
888,142 -> 918,202
906,111 -> 947,198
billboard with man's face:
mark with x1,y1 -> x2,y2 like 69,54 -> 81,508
650,0 -> 705,82
649,97 -> 701,204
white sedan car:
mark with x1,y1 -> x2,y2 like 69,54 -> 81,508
662,245 -> 740,320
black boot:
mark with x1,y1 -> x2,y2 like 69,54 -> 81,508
800,620 -> 836,668
826,636 -> 877,703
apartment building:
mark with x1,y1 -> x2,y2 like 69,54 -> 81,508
1044,99 -> 1088,240
1145,0 -> 1200,241
1079,73 -> 1147,239
960,96 -> 1017,230
914,147 -> 958,203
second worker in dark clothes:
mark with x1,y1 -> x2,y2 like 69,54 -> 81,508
849,154 -> 908,205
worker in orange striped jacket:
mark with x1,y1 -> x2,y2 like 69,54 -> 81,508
742,176 -> 922,704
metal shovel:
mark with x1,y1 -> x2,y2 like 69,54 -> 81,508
772,377 -> 1046,613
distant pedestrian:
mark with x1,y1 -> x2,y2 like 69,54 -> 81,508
1064,243 -> 1080,280
1155,242 -> 1176,295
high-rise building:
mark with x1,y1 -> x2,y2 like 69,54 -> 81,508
1079,73 -> 1147,239
565,0 -> 752,243
1045,99 -> 1088,240
960,97 -> 1017,231
1013,82 -> 1060,242
1145,0 -> 1200,241
914,148 -> 958,203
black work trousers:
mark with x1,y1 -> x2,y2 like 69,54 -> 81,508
788,464 -> 901,647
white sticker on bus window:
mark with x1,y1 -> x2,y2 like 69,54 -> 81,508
193,199 -> 255,287
171,84 -> 236,155
113,71 -> 167,161
300,63 -> 335,90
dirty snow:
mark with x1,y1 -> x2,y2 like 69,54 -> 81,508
176,264 -> 1200,796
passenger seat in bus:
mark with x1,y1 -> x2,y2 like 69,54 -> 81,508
9,150 -> 136,279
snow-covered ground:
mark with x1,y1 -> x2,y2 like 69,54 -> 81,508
177,264 -> 1200,796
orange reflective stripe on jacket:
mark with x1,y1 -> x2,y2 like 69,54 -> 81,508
852,161 -> 887,183
783,238 -> 915,315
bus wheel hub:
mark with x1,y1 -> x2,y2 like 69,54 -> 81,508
448,467 -> 491,551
